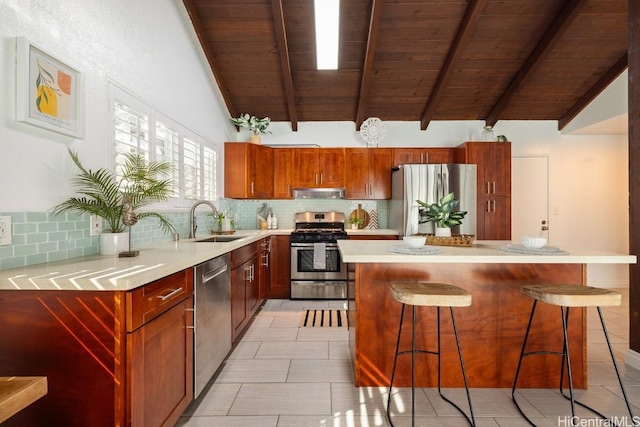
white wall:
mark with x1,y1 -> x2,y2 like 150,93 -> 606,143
0,0 -> 233,212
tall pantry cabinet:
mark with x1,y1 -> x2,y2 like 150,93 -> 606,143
457,142 -> 512,240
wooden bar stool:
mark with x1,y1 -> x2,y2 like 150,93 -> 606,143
386,281 -> 475,427
512,284 -> 634,425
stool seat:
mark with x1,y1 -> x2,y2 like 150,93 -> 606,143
521,284 -> 621,307
390,282 -> 472,307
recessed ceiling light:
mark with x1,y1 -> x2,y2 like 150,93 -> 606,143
314,0 -> 340,70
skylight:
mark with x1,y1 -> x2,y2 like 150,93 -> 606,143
314,0 -> 340,70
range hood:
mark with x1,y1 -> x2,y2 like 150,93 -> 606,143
292,188 -> 345,199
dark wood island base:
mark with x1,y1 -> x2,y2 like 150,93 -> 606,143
348,262 -> 586,389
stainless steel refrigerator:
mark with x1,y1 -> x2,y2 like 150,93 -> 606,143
389,164 -> 477,237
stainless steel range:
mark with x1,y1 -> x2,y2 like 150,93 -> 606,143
290,212 -> 348,300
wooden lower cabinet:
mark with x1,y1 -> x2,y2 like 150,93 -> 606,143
267,235 -> 291,299
230,242 -> 259,342
0,270 -> 194,427
478,196 -> 511,240
127,296 -> 193,426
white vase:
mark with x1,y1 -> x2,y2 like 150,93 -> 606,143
100,232 -> 129,255
249,134 -> 261,144
435,227 -> 451,237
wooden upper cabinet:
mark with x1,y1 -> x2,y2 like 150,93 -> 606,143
293,148 -> 345,188
224,143 -> 273,199
345,148 -> 392,199
458,142 -> 511,196
273,148 -> 295,199
392,148 -> 455,166
456,141 -> 512,240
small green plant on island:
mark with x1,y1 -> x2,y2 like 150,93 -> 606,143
417,192 -> 467,229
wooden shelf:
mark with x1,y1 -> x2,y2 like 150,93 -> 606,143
0,376 -> 47,423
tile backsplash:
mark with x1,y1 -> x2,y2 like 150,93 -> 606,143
0,199 -> 388,270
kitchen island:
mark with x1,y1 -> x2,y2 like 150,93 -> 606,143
337,240 -> 636,389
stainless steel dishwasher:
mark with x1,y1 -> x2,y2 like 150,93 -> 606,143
194,254 -> 231,398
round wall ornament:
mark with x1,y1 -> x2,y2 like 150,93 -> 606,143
360,117 -> 386,145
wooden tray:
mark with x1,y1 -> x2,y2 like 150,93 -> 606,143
423,234 -> 475,247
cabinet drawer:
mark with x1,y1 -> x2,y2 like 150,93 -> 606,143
231,242 -> 259,269
126,269 -> 194,332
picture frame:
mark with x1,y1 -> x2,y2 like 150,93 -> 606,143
16,37 -> 84,138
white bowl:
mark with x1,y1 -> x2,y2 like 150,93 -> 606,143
521,236 -> 547,248
403,236 -> 426,248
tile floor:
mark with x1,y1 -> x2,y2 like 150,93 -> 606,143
177,289 -> 640,427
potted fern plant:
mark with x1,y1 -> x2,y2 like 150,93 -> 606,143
417,192 -> 467,237
231,113 -> 271,144
51,149 -> 176,255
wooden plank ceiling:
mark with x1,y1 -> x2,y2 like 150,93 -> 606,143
182,0 -> 627,131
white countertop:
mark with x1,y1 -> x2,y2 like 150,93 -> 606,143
0,230 -> 284,292
338,240 -> 637,264
0,228 -> 399,292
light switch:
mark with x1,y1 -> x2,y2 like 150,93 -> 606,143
90,214 -> 102,236
0,216 -> 12,245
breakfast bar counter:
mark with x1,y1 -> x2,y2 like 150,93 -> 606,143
337,240 -> 636,389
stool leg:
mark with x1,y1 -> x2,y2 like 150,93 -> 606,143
387,303 -> 406,427
512,300 -> 538,426
439,306 -> 476,426
411,304 -> 416,427
560,306 -> 576,418
558,306 -> 636,420
597,306 -> 635,419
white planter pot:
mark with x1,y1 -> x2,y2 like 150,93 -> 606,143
435,227 -> 451,237
100,232 -> 129,256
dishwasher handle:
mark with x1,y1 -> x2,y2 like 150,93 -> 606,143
201,264 -> 228,284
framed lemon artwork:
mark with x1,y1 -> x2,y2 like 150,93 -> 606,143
16,37 -> 84,138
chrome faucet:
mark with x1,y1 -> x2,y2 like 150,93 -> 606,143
189,200 -> 218,239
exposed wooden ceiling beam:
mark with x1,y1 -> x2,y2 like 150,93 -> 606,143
271,0 -> 298,131
355,0 -> 384,130
558,54 -> 628,131
420,0 -> 487,131
485,0 -> 588,127
182,0 -> 237,119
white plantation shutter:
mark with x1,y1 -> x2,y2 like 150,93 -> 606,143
109,81 -> 218,205
155,118 -> 180,199
203,145 -> 217,201
183,136 -> 199,200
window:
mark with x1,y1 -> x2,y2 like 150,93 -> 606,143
109,82 -> 218,205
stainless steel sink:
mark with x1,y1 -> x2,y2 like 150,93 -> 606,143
196,236 -> 244,243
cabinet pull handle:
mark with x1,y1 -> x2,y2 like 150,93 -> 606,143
486,200 -> 490,212
251,182 -> 254,194
261,253 -> 269,267
492,182 -> 496,194
320,174 -> 323,185
287,184 -> 291,196
486,182 -> 490,194
492,200 -> 496,212
157,287 -> 183,301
